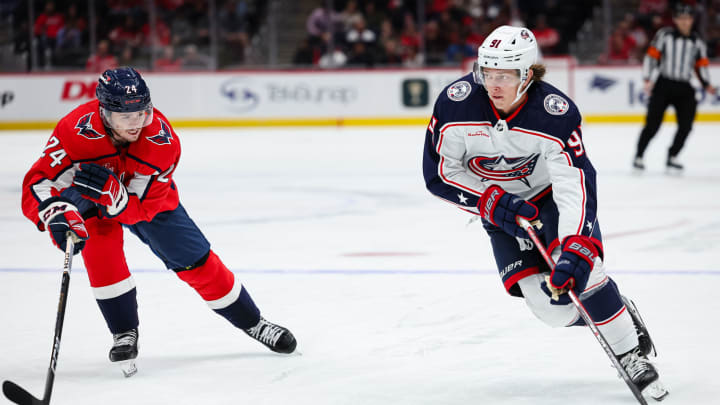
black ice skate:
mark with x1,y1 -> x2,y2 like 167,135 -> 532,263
621,296 -> 656,357
632,156 -> 645,171
109,328 -> 138,377
666,156 -> 684,172
244,317 -> 297,354
618,347 -> 669,401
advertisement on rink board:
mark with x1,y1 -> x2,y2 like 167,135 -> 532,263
1,62 -> 720,129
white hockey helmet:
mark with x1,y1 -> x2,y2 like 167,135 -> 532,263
473,25 -> 538,103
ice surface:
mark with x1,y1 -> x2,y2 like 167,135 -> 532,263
0,123 -> 718,404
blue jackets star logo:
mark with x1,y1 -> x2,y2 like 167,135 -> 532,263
467,154 -> 540,187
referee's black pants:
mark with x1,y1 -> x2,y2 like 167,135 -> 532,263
636,77 -> 697,159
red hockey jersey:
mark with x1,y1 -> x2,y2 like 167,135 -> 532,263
22,100 -> 181,230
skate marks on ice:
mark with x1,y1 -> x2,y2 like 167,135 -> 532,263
0,126 -> 719,404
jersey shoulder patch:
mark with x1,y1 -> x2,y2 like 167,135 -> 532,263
129,110 -> 180,171
447,80 -> 472,102
543,93 -> 569,116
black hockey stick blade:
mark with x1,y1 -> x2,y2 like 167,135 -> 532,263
2,380 -> 46,405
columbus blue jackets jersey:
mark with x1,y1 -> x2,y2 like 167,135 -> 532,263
422,73 -> 599,247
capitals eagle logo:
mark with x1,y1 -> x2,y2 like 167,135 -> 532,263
146,119 -> 172,145
75,112 -> 104,139
468,153 -> 540,187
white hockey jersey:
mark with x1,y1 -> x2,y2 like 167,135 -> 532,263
422,74 -> 600,249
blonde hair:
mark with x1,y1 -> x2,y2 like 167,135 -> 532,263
530,64 -> 546,82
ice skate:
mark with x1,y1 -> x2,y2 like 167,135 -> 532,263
244,317 -> 296,354
632,156 -> 645,171
621,296 -> 656,357
666,156 -> 684,173
618,347 -> 669,401
109,328 -> 138,378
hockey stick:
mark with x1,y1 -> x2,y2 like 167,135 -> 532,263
3,233 -> 78,405
516,218 -> 648,405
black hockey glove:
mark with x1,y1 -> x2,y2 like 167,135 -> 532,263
478,185 -> 538,238
546,235 -> 598,300
37,197 -> 89,255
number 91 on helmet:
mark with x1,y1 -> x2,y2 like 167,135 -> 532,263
96,67 -> 154,130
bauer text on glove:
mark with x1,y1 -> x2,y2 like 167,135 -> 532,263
477,185 -> 538,238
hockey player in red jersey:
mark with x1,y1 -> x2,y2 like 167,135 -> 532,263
22,67 -> 296,377
422,26 -> 667,401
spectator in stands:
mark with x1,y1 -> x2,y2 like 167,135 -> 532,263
108,15 -> 142,50
600,21 -> 639,64
346,17 -> 376,47
55,3 -> 86,51
424,20 -> 448,65
636,0 -> 668,33
399,12 -> 420,56
85,39 -> 118,72
347,41 -> 375,67
154,45 -> 181,71
306,2 -> 337,43
218,0 -> 251,66
292,37 -> 316,65
532,14 -> 560,55
34,1 -> 64,67
118,45 -> 136,68
376,38 -> 403,66
338,0 -> 363,32
402,44 -> 423,68
363,2 -> 385,34
445,26 -> 475,63
180,43 -> 212,70
141,17 -> 171,48
318,45 -> 347,68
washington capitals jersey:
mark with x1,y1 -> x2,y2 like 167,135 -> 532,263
423,74 -> 600,246
22,100 -> 181,230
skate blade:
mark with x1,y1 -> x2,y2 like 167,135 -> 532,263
118,360 -> 137,378
643,380 -> 669,402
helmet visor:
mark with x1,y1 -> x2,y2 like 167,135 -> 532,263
479,68 -> 521,87
102,105 -> 154,130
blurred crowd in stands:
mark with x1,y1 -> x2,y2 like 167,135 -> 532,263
598,0 -> 720,64
293,0 -> 588,67
4,0 -> 265,71
1,0 -> 719,72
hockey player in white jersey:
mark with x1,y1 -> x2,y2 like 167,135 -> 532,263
422,25 -> 667,401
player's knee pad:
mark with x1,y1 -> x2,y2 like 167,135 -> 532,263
174,250 -> 235,301
518,274 -> 579,327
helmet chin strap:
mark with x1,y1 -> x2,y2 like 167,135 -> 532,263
510,78 -> 533,106
509,70 -> 534,106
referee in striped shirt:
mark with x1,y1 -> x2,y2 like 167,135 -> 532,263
634,3 -> 715,171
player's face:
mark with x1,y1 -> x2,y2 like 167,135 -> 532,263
106,109 -> 153,143
482,68 -> 522,113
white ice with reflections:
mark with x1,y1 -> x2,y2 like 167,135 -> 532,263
0,123 -> 718,404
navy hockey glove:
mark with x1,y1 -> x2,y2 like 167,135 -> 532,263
60,185 -> 98,217
73,163 -> 128,217
478,185 -> 538,238
547,235 -> 598,298
37,197 -> 89,255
